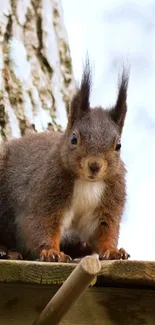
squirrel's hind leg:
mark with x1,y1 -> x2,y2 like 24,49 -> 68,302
0,245 -> 23,260
7,251 -> 23,260
0,245 -> 8,259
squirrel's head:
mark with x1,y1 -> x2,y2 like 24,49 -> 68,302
61,60 -> 129,181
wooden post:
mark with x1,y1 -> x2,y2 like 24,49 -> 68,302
32,255 -> 101,325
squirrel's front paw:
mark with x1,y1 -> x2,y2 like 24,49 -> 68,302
40,249 -> 72,263
99,247 -> 130,260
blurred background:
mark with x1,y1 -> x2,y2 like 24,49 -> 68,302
62,0 -> 155,260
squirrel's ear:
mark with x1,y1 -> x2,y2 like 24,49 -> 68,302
67,59 -> 91,129
110,68 -> 129,134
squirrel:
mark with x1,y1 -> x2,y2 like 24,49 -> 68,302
0,60 -> 130,262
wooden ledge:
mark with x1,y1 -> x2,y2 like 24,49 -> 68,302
0,259 -> 155,288
98,260 -> 155,288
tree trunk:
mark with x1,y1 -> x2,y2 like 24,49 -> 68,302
0,0 -> 74,140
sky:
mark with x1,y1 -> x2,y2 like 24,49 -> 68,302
62,0 -> 155,260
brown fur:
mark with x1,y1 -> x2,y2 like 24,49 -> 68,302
0,60 -> 129,261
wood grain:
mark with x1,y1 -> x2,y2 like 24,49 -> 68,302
0,259 -> 155,287
98,260 -> 155,288
0,283 -> 155,324
0,260 -> 75,284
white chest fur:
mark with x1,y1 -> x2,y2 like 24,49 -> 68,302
61,179 -> 105,242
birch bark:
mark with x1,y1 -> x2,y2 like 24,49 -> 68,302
0,0 -> 74,140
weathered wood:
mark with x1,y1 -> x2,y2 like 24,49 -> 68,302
98,260 -> 155,288
0,284 -> 155,324
0,259 -> 154,324
0,259 -> 75,285
0,259 -> 155,288
33,255 -> 101,325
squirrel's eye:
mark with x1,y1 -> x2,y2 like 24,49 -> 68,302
71,133 -> 78,145
115,139 -> 121,151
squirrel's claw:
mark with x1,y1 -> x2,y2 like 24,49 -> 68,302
99,247 -> 130,260
119,247 -> 130,260
40,248 -> 72,263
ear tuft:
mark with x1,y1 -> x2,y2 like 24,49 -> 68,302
79,57 -> 92,111
67,57 -> 92,130
110,67 -> 129,134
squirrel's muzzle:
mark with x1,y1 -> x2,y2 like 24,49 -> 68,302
80,156 -> 107,181
88,161 -> 101,175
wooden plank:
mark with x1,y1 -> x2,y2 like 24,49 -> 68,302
63,286 -> 155,325
0,283 -> 155,325
98,260 -> 155,288
0,260 -> 75,284
0,260 -> 155,287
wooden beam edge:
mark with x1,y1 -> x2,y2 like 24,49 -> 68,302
98,260 -> 155,287
0,259 -> 154,286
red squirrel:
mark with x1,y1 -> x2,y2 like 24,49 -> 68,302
0,61 -> 130,262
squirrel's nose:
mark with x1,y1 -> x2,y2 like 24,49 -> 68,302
88,162 -> 101,174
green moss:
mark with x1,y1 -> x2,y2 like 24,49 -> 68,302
8,79 -> 24,114
51,114 -> 62,132
10,0 -> 17,15
26,7 -> 34,23
59,42 -> 72,74
0,103 -> 6,140
53,8 -> 59,19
